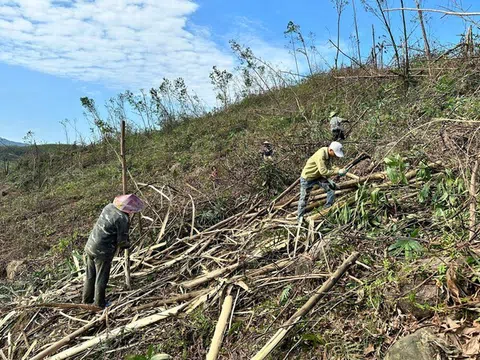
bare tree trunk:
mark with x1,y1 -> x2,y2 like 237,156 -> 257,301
299,34 -> 314,76
465,25 -> 474,57
380,43 -> 384,69
372,25 -> 377,69
290,33 -> 300,80
352,0 -> 362,65
415,0 -> 431,60
375,0 -> 401,69
335,9 -> 341,70
400,0 -> 410,79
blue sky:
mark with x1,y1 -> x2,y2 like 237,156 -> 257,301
0,0 -> 477,143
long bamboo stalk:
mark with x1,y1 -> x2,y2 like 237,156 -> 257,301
469,160 -> 479,242
251,252 -> 360,360
48,304 -> 186,360
30,312 -> 106,360
206,294 -> 233,360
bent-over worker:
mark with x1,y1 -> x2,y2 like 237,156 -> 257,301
329,111 -> 348,141
297,141 -> 347,221
82,194 -> 144,308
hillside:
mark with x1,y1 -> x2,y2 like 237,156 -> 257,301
0,137 -> 25,147
2,57 -> 480,359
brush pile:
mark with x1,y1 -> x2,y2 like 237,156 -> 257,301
2,160 -> 480,359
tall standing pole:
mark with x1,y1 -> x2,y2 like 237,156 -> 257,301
120,120 -> 131,290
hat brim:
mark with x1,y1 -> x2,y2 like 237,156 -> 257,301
333,148 -> 344,158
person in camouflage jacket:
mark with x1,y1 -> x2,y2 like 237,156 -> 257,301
82,194 -> 144,308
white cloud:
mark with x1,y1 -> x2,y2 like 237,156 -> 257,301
0,0 -> 235,100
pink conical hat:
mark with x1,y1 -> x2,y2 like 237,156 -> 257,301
113,194 -> 144,213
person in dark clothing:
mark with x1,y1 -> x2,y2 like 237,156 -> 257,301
262,141 -> 274,161
82,194 -> 144,308
329,111 -> 348,141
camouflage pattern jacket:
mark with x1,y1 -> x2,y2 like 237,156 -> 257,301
85,203 -> 130,259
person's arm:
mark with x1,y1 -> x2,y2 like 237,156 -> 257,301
117,216 -> 130,249
315,153 -> 338,177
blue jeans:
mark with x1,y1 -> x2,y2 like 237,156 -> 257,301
297,177 -> 335,220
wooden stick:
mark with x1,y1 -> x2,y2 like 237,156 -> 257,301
120,120 -> 132,290
251,252 -> 360,360
120,120 -> 127,195
30,312 -> 106,360
470,160 -> 479,242
206,294 -> 233,360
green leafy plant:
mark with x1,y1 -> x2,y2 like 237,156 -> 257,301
388,238 -> 424,259
126,346 -> 172,360
384,154 -> 407,184
279,285 -> 292,306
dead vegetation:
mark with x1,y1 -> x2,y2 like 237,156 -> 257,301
2,151 -> 480,359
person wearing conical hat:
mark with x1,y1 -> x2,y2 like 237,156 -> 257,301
82,194 -> 144,308
261,141 -> 274,161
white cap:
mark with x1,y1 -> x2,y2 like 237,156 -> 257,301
329,141 -> 344,158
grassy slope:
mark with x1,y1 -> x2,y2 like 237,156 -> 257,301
2,63 -> 480,358
1,65 -> 478,268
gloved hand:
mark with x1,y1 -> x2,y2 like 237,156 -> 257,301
327,179 -> 338,190
338,168 -> 347,177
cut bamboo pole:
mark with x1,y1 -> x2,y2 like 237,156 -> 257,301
469,160 -> 479,242
181,263 -> 241,289
270,178 -> 300,206
251,252 -> 360,360
133,289 -> 210,312
20,339 -> 37,360
206,294 -> 233,360
48,304 -> 186,360
16,303 -> 102,312
30,312 -> 106,360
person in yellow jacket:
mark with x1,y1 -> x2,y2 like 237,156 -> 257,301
297,141 -> 347,221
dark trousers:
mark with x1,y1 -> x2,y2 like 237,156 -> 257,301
82,254 -> 112,308
297,177 -> 335,220
332,129 -> 345,141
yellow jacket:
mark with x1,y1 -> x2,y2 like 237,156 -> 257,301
301,147 -> 339,180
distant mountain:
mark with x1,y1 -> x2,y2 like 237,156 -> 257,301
0,137 -> 26,147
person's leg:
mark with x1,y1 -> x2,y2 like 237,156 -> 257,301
320,182 -> 335,207
94,257 -> 113,308
82,255 -> 96,304
297,178 -> 313,220
332,129 -> 340,141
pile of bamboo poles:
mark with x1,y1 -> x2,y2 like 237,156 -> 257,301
0,162 -> 444,359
